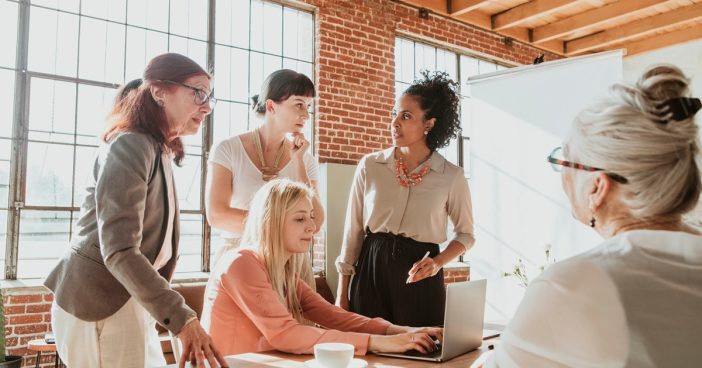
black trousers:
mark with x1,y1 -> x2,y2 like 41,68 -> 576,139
349,230 -> 445,327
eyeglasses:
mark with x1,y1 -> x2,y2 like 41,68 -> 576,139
547,147 -> 628,184
159,80 -> 217,109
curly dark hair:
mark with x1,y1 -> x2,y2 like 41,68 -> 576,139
403,70 -> 461,152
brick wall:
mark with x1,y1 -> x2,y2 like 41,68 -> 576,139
3,289 -> 56,368
2,1 -> 559,365
310,0 -> 559,164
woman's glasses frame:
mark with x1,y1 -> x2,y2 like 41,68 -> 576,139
547,147 -> 628,184
159,80 -> 217,109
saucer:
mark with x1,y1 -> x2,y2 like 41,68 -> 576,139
304,358 -> 368,368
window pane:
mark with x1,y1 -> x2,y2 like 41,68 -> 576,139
0,1 -> 18,68
437,49 -> 457,81
18,210 -> 71,279
174,213 -> 203,273
397,38 -> 415,83
414,43 -> 435,77
25,142 -> 74,207
282,61 -> 313,90
182,120 -> 204,150
170,0 -> 208,40
31,0 -> 79,13
461,55 -> 480,79
169,35 -> 208,72
462,137 -> 471,176
438,138 -> 459,166
212,101 -> 249,146
0,210 -> 6,278
127,0 -> 169,32
0,139 -> 10,208
250,0 -> 282,55
249,52 -> 282,99
76,84 -> 117,146
215,0 -> 249,48
283,8 -> 313,62
81,0 -> 127,23
479,60 -> 498,74
28,78 -> 76,144
174,154 -> 202,211
73,145 -> 98,207
0,69 -> 15,138
125,27 -> 168,80
214,45 -> 249,103
28,7 -> 79,77
79,18 -> 126,84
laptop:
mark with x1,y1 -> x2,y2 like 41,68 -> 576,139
374,279 -> 488,362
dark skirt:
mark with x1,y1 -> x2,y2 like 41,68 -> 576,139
349,230 -> 445,327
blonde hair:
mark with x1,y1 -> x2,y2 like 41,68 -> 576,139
567,64 -> 700,219
241,179 -> 316,324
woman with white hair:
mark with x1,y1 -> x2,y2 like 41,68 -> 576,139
485,65 -> 702,367
201,179 -> 443,357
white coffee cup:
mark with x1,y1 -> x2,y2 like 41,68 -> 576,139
313,342 -> 354,368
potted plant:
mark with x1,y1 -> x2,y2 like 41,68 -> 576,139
0,290 -> 22,367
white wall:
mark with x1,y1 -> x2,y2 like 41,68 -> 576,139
623,39 -> 702,95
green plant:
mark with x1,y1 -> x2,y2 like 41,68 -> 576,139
503,244 -> 557,288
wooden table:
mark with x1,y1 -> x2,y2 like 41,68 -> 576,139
160,339 -> 496,368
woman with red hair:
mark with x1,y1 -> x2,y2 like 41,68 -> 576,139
45,53 -> 226,368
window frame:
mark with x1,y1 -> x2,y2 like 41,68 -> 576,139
3,0 -> 315,279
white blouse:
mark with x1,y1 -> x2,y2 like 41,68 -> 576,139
486,229 -> 702,368
208,136 -> 319,239
336,147 -> 475,275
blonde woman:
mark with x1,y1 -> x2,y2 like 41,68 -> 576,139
201,179 -> 443,356
484,65 -> 702,367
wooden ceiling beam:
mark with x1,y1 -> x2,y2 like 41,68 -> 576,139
617,24 -> 702,57
449,0 -> 490,16
532,0 -> 668,44
565,2 -> 702,55
394,0 -> 566,56
492,0 -> 578,31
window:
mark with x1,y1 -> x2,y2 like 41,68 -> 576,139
394,38 -> 507,258
1,0 -> 314,279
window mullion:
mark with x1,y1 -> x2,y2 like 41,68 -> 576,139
6,0 -> 32,280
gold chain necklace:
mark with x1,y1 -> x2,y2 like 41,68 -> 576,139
252,127 -> 285,181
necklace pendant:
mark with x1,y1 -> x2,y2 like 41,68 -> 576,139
262,173 -> 278,181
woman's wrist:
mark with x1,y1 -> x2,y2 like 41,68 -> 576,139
386,324 -> 410,335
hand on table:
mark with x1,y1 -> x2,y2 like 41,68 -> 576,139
177,319 -> 228,368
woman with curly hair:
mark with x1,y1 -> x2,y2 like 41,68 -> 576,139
335,71 -> 475,327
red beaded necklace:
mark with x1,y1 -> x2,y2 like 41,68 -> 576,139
394,156 -> 431,187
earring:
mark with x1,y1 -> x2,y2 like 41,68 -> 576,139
157,100 -> 164,107
423,130 -> 429,135
589,216 -> 596,228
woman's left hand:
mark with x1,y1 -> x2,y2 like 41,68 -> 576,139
407,256 -> 442,283
290,132 -> 310,161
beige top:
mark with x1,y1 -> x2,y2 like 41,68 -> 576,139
336,147 -> 475,275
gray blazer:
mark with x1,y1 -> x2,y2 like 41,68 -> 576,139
44,132 -> 195,334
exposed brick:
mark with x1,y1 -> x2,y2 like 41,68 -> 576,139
13,324 -> 48,335
9,314 -> 43,325
9,295 -> 42,305
26,303 -> 51,314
